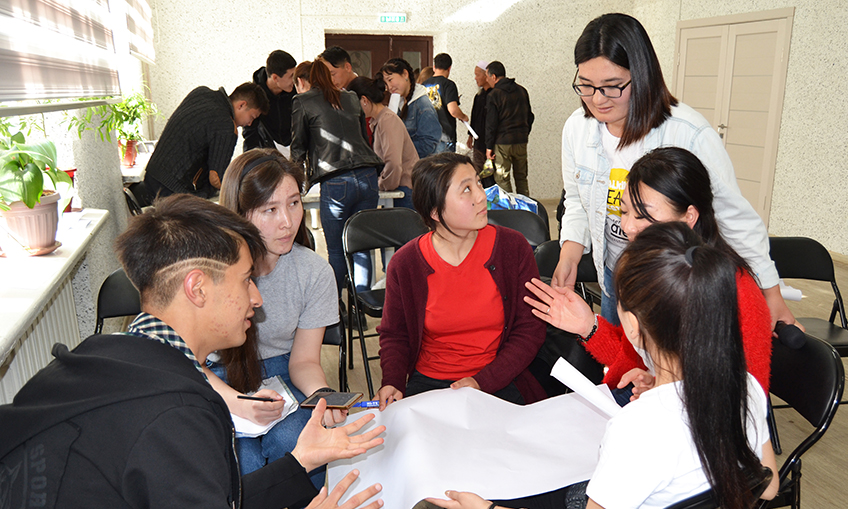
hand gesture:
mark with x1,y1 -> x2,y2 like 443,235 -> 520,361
323,407 -> 349,428
450,377 -> 481,391
240,389 -> 285,426
375,385 -> 403,411
306,469 -> 383,509
292,398 -> 386,473
524,278 -> 595,337
426,490 -> 495,509
619,368 -> 655,402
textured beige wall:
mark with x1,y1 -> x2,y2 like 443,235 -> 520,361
148,0 -> 847,255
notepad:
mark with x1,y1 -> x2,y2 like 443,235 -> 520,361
231,375 -> 299,438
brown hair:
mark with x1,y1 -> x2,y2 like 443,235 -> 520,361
310,58 -> 342,108
295,61 -> 312,84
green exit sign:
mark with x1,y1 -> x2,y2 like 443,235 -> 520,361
379,13 -> 407,23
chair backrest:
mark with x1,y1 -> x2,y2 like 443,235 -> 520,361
322,321 -> 343,346
342,208 -> 428,255
95,268 -> 141,333
530,197 -> 550,236
487,209 -> 549,249
770,332 -> 844,483
123,187 -> 144,216
769,236 -> 835,283
533,240 -> 598,283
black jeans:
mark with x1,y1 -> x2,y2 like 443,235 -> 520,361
405,371 -> 525,405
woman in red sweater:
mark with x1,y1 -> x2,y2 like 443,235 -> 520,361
526,147 -> 772,402
376,152 -> 546,410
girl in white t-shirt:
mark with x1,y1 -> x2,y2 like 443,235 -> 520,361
428,222 -> 779,509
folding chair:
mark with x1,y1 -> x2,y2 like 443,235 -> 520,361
533,240 -> 601,309
322,321 -> 347,391
487,209 -> 549,249
123,186 -> 144,216
666,466 -> 774,509
342,207 -> 428,399
95,268 -> 141,333
760,333 -> 844,508
768,236 -> 848,355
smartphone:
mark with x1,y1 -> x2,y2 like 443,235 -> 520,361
300,391 -> 363,409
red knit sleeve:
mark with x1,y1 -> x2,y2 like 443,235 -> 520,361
737,271 -> 773,393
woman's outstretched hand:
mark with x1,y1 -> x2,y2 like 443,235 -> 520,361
524,278 -> 595,337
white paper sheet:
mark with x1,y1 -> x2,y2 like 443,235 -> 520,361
463,120 -> 479,140
328,386 -> 611,509
779,279 -> 802,301
551,358 -> 621,418
388,93 -> 402,115
273,141 -> 291,159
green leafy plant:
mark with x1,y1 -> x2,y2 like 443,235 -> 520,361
65,91 -> 158,142
0,130 -> 73,210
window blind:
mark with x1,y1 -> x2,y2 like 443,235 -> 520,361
0,0 -> 120,101
124,0 -> 153,64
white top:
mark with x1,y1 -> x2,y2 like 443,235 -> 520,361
252,243 -> 338,359
586,373 -> 769,509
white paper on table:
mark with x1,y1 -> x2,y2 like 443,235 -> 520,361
328,386 -> 611,509
387,93 -> 402,115
231,376 -> 298,438
273,141 -> 291,159
779,279 -> 803,301
551,357 -> 621,418
463,120 -> 478,140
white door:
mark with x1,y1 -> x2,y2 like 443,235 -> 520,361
674,10 -> 794,227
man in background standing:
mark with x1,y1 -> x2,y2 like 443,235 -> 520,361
422,53 -> 468,153
243,50 -> 297,152
485,61 -> 534,195
321,46 -> 357,90
467,60 -> 493,186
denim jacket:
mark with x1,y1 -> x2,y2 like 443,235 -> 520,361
559,103 -> 778,295
402,84 -> 441,158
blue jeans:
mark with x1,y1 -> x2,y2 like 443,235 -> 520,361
601,265 -> 621,326
208,355 -> 325,488
435,140 -> 456,153
320,168 -> 380,294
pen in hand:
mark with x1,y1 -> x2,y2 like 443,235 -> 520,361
237,395 -> 277,402
352,400 -> 380,408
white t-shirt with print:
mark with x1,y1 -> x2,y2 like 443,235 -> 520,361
601,124 -> 643,269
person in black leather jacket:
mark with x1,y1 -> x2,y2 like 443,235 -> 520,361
291,59 -> 384,295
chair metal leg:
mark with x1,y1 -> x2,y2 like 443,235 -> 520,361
353,304 -> 375,399
347,301 -> 356,370
767,398 -> 782,455
338,337 -> 348,392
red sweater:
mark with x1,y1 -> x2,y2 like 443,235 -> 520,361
377,226 -> 547,403
585,271 -> 773,392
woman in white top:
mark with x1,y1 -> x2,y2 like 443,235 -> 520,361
552,13 -> 798,331
429,222 -> 779,509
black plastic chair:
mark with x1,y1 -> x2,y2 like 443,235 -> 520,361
342,207 -> 428,398
769,236 -> 848,355
487,209 -> 549,249
322,321 -> 347,391
123,186 -> 144,216
760,333 -> 844,508
95,268 -> 142,333
666,466 -> 774,509
533,240 -> 601,309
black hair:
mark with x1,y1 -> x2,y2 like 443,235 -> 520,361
412,152 -> 475,236
348,75 -> 388,104
433,53 -> 452,70
627,147 -> 749,273
114,194 -> 265,307
320,46 -> 351,67
574,13 -> 678,148
380,58 -> 416,120
486,61 -> 506,78
230,82 -> 270,114
266,50 -> 296,77
615,222 -> 765,509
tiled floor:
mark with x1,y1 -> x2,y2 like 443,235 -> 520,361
317,198 -> 848,508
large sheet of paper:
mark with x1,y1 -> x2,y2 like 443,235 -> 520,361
328,386 -> 613,509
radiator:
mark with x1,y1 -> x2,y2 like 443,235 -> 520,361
0,277 -> 81,404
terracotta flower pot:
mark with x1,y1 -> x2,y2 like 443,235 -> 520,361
121,139 -> 138,167
0,192 -> 61,253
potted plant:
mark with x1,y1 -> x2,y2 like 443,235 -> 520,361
0,130 -> 73,254
65,91 -> 158,167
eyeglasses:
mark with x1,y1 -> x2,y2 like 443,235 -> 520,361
572,70 -> 631,98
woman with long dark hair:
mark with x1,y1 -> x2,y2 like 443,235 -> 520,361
375,152 -> 546,409
291,59 -> 384,295
429,223 -> 779,509
526,147 -> 772,404
380,58 -> 441,158
348,75 -> 419,209
551,13 -> 798,331
205,149 -> 342,483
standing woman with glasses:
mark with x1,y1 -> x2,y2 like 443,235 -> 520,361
552,13 -> 799,330
291,58 -> 384,296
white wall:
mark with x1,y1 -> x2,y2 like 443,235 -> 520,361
147,0 -> 848,255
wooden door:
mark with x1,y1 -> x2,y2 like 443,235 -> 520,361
324,34 -> 433,79
674,9 -> 793,227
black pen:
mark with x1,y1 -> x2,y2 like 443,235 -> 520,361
237,395 -> 277,402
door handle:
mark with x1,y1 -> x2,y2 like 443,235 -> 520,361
717,123 -> 727,139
